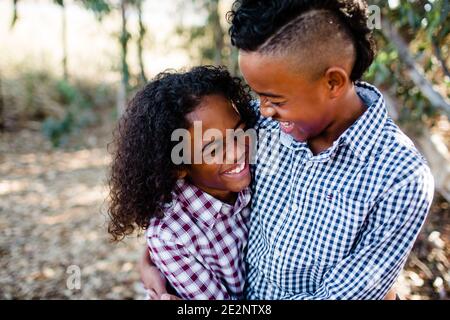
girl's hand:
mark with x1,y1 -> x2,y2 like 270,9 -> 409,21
384,288 -> 398,300
161,294 -> 182,300
139,248 -> 168,299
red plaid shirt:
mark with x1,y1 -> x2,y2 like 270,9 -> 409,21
147,179 -> 251,300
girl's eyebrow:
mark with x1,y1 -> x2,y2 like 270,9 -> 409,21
233,119 -> 245,130
202,139 -> 217,152
201,119 -> 245,152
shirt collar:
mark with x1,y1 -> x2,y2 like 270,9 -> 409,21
279,82 -> 387,161
173,179 -> 251,229
338,81 -> 388,161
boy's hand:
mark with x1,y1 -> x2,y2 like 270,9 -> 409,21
139,248 -> 168,299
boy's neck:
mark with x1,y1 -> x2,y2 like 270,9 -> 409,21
308,86 -> 366,156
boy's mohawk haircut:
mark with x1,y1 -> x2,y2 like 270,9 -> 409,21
227,0 -> 376,81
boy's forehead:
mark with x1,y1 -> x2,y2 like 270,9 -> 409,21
239,51 -> 305,93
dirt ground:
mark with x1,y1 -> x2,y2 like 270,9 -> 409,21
0,115 -> 449,300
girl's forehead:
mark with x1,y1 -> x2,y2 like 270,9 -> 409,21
187,95 -> 240,128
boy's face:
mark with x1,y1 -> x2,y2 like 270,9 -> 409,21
239,51 -> 337,142
183,94 -> 252,202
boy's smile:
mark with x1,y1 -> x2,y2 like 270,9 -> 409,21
239,51 -> 367,154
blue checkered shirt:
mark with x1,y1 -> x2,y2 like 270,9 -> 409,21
245,82 -> 434,300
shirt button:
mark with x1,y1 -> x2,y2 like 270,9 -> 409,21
305,161 -> 312,168
292,204 -> 299,211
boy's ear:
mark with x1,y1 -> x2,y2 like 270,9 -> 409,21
324,67 -> 349,98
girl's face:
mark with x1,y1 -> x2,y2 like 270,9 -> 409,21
181,94 -> 252,204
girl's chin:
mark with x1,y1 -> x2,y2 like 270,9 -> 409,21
222,173 -> 252,192
290,130 -> 308,142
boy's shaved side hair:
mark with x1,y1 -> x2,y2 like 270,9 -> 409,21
258,10 -> 356,80
228,0 -> 376,81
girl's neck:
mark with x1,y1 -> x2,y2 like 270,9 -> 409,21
186,179 -> 238,205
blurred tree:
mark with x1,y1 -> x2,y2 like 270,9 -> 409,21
117,0 -> 131,116
175,0 -> 238,73
10,0 -> 19,28
11,0 -> 70,80
366,0 -> 450,200
136,0 -> 147,84
366,0 -> 449,121
55,0 -> 69,81
80,0 -> 146,114
0,72 -> 4,130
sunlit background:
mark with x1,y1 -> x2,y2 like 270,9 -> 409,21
0,0 -> 449,299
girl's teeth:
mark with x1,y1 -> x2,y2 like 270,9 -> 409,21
228,162 -> 245,174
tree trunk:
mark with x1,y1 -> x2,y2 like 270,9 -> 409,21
0,71 -> 4,131
228,46 -> 239,76
11,0 -> 18,28
117,0 -> 130,117
209,0 -> 224,66
383,91 -> 450,202
381,19 -> 450,116
61,1 -> 68,81
136,0 -> 147,84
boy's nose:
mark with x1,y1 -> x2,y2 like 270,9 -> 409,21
260,105 -> 276,118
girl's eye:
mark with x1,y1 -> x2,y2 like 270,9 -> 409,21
269,101 -> 284,107
203,142 -> 222,159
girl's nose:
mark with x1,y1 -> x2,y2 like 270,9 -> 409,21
260,105 -> 276,118
225,136 -> 246,164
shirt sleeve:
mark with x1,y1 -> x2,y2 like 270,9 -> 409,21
287,165 -> 434,300
147,236 -> 232,300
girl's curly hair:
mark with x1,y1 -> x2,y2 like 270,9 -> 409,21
227,0 -> 376,81
108,66 -> 256,241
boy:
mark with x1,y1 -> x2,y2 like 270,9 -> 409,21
142,0 -> 434,299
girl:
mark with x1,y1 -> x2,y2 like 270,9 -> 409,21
108,66 -> 257,300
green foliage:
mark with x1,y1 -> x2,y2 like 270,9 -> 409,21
365,0 -> 449,128
175,0 -> 230,67
42,80 -> 98,147
80,0 -> 112,20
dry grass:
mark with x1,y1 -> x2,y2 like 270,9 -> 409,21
0,114 -> 448,299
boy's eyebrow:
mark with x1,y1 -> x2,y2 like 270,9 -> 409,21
255,91 -> 284,99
